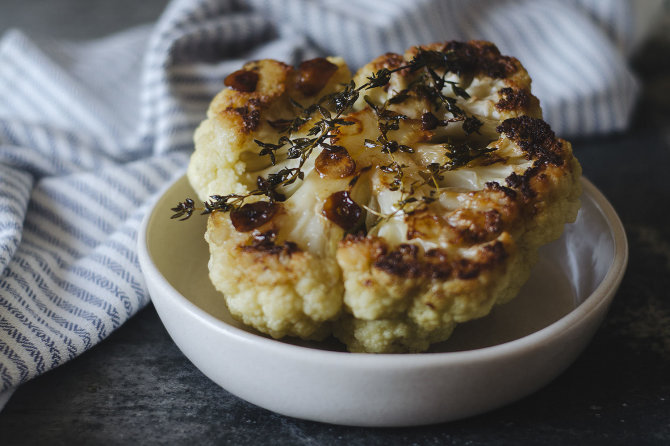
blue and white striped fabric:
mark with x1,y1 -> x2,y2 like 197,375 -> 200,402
0,0 -> 658,407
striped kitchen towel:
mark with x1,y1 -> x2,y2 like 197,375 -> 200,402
0,0 -> 659,407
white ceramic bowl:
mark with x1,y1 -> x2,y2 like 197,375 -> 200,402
138,175 -> 627,427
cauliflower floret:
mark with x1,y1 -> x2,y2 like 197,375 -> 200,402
188,57 -> 351,201
186,41 -> 582,353
205,209 -> 343,340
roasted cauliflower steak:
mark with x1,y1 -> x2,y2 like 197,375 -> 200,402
186,41 -> 582,353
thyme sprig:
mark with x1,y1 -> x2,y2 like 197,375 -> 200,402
172,48 -> 488,222
363,139 -> 496,228
416,141 -> 497,190
170,193 -> 254,220
356,51 -> 488,225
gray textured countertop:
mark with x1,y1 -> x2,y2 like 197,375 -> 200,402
1,1 -> 669,444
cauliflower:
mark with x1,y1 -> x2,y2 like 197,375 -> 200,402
184,41 -> 582,353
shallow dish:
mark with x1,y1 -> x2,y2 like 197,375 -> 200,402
138,174 -> 627,427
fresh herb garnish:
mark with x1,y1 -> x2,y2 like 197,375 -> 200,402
172,48 -> 488,223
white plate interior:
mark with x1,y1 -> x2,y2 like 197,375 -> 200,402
148,176 -> 619,353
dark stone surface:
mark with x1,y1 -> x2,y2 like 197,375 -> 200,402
1,2 -> 669,444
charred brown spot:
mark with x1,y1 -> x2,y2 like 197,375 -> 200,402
374,245 -> 453,280
374,244 -> 453,280
371,237 -> 508,280
480,241 -> 508,270
454,241 -> 508,279
296,58 -> 339,96
485,181 -> 517,200
376,52 -> 406,70
315,146 -> 356,178
496,116 -> 567,200
505,166 -> 541,201
495,87 -> 530,111
496,116 -> 564,166
240,229 -> 299,256
230,201 -> 279,232
439,40 -> 518,79
224,69 -> 259,92
484,240 -> 507,260
322,191 -> 362,230
423,249 -> 453,279
448,209 -> 503,244
505,172 -> 523,189
453,258 -> 482,280
232,105 -> 261,132
374,244 -> 424,278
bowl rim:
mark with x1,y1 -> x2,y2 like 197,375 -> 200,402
138,175 -> 628,368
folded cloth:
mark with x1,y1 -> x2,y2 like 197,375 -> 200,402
0,0 -> 658,404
